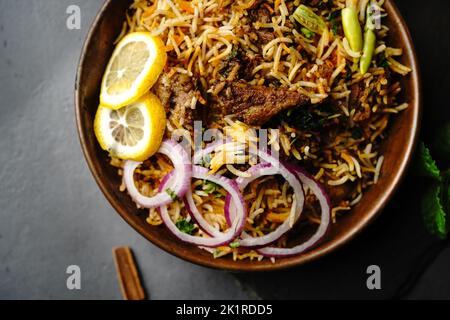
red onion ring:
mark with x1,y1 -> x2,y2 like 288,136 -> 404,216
193,140 -> 224,166
183,185 -> 223,237
123,140 -> 191,209
225,163 -> 276,226
256,164 -> 331,257
226,151 -> 305,248
158,166 -> 247,247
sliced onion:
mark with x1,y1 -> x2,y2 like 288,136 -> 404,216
123,140 -> 191,209
226,151 -> 305,248
225,163 -> 277,226
158,166 -> 247,247
256,163 -> 331,257
192,138 -> 230,165
184,187 -> 223,237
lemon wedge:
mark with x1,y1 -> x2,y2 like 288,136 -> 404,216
100,32 -> 167,109
94,93 -> 167,161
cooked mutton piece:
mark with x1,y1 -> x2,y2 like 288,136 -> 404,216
248,3 -> 276,45
152,73 -> 197,126
215,82 -> 311,126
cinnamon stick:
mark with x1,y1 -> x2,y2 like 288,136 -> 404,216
113,247 -> 146,300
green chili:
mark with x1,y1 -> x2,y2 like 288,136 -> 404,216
293,5 -> 327,35
341,6 -> 363,53
360,2 -> 377,74
360,29 -> 376,74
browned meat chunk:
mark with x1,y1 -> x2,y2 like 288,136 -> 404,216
248,2 -> 275,45
349,82 -> 364,108
241,54 -> 263,81
249,3 -> 271,23
215,83 -> 310,126
152,73 -> 172,111
325,183 -> 356,206
349,82 -> 372,122
256,30 -> 276,45
218,50 -> 263,82
152,73 -> 196,126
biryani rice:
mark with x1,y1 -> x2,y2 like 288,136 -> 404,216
110,0 -> 411,261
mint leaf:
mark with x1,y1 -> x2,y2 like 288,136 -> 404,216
416,142 -> 441,181
441,170 -> 450,216
175,219 -> 196,235
421,183 -> 447,239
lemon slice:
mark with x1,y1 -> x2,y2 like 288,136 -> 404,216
94,93 -> 167,161
100,32 -> 167,109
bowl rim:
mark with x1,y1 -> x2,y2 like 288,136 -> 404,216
75,0 -> 422,272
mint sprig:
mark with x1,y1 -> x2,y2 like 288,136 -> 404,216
417,131 -> 450,239
422,183 -> 447,239
416,143 -> 441,181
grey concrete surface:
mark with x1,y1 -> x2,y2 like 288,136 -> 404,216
1,0 -> 450,300
0,0 -> 251,300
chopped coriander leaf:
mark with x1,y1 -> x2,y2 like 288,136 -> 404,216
422,183 -> 447,239
228,49 -> 238,60
327,10 -> 341,21
352,127 -> 363,139
327,10 -> 340,36
229,241 -> 240,249
199,154 -> 212,168
331,21 -> 339,35
166,188 -> 179,201
284,108 -> 325,131
377,53 -> 389,68
345,69 -> 353,81
416,143 -> 441,181
301,27 -> 315,39
175,219 -> 196,235
203,180 -> 223,198
213,249 -> 222,259
203,180 -> 219,193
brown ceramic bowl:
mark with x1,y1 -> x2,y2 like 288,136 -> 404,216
75,0 -> 421,271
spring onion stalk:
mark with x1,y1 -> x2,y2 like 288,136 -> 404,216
293,5 -> 327,35
342,0 -> 363,53
360,2 -> 377,74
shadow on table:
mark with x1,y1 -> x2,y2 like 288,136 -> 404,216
233,0 -> 450,300
234,169 -> 444,300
